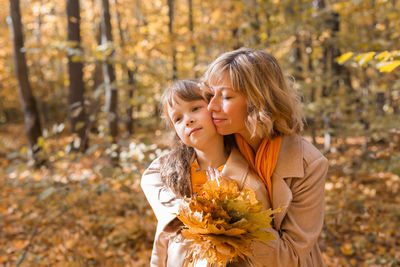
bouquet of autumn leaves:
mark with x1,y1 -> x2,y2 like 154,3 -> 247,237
177,171 -> 281,266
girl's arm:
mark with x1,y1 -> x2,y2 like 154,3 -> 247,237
141,157 -> 183,266
141,157 -> 182,228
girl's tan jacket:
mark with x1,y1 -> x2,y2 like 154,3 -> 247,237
141,134 -> 328,267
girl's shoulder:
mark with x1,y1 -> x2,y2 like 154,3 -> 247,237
142,153 -> 170,176
141,154 -> 170,186
143,156 -> 162,174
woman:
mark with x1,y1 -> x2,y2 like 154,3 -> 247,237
202,48 -> 328,266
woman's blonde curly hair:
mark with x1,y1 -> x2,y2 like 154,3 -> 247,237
203,48 -> 304,139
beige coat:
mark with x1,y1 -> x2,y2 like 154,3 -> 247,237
141,134 -> 328,267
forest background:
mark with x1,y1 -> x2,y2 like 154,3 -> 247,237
1,0 -> 399,266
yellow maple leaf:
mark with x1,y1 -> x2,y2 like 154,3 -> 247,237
358,52 -> 376,66
336,52 -> 353,64
378,60 -> 400,72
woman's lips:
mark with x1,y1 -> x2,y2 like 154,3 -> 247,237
189,128 -> 202,136
212,118 -> 226,123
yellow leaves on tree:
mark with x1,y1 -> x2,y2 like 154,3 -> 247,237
336,52 -> 353,64
336,50 -> 400,72
377,60 -> 400,72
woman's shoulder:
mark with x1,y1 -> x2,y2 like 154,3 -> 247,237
275,134 -> 327,179
281,134 -> 327,165
299,137 -> 327,166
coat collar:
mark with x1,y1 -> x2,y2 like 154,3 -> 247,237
190,148 -> 249,189
273,134 -> 304,179
191,134 -> 304,183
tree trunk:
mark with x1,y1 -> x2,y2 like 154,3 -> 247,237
101,0 -> 118,138
316,0 -> 342,151
67,0 -> 88,152
34,0 -> 49,128
249,0 -> 261,46
9,0 -> 43,163
188,0 -> 198,78
292,33 -> 304,80
88,21 -> 103,134
375,92 -> 385,116
101,0 -> 119,163
126,70 -> 135,134
265,10 -> 271,44
232,27 -> 242,50
93,22 -> 104,92
101,0 -> 119,164
168,0 -> 177,80
305,35 -> 317,145
114,0 -> 136,134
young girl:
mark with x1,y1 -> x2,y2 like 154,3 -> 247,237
203,48 -> 329,266
141,80 -> 272,267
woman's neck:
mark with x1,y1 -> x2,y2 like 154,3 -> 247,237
239,130 -> 263,153
194,138 -> 228,170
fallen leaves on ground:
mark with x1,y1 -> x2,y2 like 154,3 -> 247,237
1,125 -> 399,266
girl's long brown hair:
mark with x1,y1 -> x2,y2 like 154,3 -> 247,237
160,80 -> 204,198
160,80 -> 234,198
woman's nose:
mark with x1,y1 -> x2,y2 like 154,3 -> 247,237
207,96 -> 220,112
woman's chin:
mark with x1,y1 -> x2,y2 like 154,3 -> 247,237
216,128 -> 233,136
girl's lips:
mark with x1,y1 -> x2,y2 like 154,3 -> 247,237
189,128 -> 202,136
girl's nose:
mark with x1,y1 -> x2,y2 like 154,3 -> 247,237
207,95 -> 220,112
186,119 -> 194,126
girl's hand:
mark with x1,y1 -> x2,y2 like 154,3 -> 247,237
164,217 -> 184,233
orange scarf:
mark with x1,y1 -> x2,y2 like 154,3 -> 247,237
235,133 -> 282,203
190,160 -> 225,193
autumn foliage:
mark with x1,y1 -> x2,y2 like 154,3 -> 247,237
1,0 -> 400,266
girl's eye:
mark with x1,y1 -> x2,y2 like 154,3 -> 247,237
223,96 -> 232,100
175,117 -> 181,123
192,106 -> 201,112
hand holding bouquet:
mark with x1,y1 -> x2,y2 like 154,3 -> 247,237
177,170 -> 281,266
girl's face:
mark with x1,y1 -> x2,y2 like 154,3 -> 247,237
207,76 -> 249,136
167,98 -> 220,150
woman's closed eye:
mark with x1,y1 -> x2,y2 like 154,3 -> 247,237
205,93 -> 214,100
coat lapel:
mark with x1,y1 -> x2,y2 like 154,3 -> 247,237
222,136 -> 305,229
272,134 -> 304,229
221,148 -> 249,189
